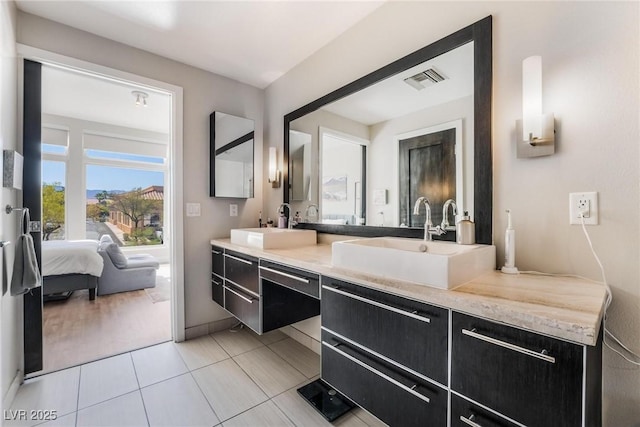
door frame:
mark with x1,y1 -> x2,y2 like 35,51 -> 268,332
17,44 -> 186,348
394,119 -> 464,227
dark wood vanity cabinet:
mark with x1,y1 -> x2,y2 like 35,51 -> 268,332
322,276 -> 448,385
211,244 -> 602,426
450,394 -> 519,427
224,249 -> 259,295
320,278 -> 602,427
210,245 -> 224,306
210,246 -> 319,335
451,312 -> 602,427
321,276 -> 448,426
323,329 -> 447,427
260,261 -> 320,333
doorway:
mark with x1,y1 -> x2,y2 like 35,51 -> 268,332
20,48 -> 185,376
319,127 -> 368,225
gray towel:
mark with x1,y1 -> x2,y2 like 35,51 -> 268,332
10,233 -> 41,296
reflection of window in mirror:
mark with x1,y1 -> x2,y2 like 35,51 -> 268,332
319,128 -> 368,225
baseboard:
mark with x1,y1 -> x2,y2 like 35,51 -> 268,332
2,370 -> 23,412
184,316 -> 237,340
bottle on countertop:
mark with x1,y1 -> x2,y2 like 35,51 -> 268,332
456,211 -> 475,245
266,217 -> 273,228
294,211 -> 301,223
277,212 -> 287,229
258,210 -> 263,228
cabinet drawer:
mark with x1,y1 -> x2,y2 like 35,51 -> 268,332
211,245 -> 224,279
451,312 -> 583,427
451,394 -> 519,427
224,250 -> 259,295
224,282 -> 260,333
211,276 -> 224,306
321,276 -> 448,385
322,330 -> 447,427
259,260 -> 319,298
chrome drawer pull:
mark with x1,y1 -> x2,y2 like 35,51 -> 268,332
322,341 -> 430,404
322,285 -> 430,324
211,278 -> 221,286
259,266 -> 310,283
224,254 -> 253,265
461,328 -> 556,363
460,414 -> 482,427
211,249 -> 222,255
225,286 -> 255,304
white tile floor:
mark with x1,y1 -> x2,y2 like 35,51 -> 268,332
6,328 -> 386,427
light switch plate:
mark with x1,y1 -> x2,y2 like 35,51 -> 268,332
186,203 -> 201,217
230,204 -> 238,217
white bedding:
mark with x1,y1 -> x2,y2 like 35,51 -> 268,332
42,240 -> 104,277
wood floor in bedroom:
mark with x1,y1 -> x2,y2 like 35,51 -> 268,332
40,264 -> 172,375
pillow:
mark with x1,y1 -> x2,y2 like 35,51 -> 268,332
104,243 -> 127,269
99,235 -> 114,251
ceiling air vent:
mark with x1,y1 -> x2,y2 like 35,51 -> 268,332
403,68 -> 446,91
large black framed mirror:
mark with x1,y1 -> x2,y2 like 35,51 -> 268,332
210,111 -> 255,198
283,16 -> 491,244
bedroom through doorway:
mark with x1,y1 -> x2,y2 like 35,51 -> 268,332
38,64 -> 174,374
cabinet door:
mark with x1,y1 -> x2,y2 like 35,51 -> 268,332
322,276 -> 448,385
211,275 -> 224,306
211,245 -> 224,279
224,282 -> 260,333
322,330 -> 447,427
451,394 -> 519,427
451,312 -> 583,427
224,250 -> 259,295
259,260 -> 320,298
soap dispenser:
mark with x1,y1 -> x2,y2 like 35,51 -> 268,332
456,211 -> 475,245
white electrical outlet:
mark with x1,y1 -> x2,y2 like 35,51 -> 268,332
230,204 -> 238,217
569,192 -> 598,225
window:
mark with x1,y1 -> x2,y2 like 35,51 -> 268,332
86,164 -> 164,246
42,160 -> 66,240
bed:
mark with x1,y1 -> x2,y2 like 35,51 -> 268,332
41,240 -> 104,301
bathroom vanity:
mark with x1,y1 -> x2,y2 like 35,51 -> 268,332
210,238 -> 606,427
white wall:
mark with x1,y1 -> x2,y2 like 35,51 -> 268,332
265,2 -> 640,425
1,0 -> 22,412
17,12 -> 265,329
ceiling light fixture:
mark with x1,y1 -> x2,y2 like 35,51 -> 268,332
131,90 -> 148,107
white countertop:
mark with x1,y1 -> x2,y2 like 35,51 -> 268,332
211,238 -> 607,346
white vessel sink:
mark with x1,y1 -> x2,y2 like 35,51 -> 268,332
230,228 -> 317,249
332,237 -> 495,290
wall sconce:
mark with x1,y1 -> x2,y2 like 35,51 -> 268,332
3,150 -> 23,190
516,56 -> 555,158
268,147 -> 281,188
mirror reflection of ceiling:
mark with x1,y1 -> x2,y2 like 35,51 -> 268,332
214,112 -> 254,164
41,65 -> 172,134
217,140 -> 253,164
322,42 -> 473,126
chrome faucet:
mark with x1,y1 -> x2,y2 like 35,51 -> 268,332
441,199 -> 458,231
277,203 -> 294,229
413,197 -> 446,241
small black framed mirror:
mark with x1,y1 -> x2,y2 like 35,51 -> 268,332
210,112 -> 255,198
